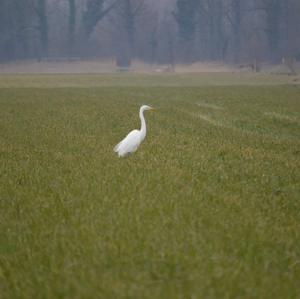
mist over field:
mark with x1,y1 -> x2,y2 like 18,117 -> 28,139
0,0 -> 300,72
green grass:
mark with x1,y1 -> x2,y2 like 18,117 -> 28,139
0,74 -> 300,299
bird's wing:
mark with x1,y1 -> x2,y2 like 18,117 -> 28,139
114,130 -> 141,153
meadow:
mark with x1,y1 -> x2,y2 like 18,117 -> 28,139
0,73 -> 300,299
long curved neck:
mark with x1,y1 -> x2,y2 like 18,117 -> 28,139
139,108 -> 146,140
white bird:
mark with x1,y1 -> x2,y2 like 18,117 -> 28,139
114,105 -> 154,157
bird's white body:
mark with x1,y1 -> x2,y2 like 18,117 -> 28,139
114,105 -> 153,157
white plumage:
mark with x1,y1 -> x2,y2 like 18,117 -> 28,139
114,105 -> 154,157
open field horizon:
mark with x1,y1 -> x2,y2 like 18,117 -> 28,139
0,73 -> 299,298
0,59 -> 299,76
0,73 -> 300,89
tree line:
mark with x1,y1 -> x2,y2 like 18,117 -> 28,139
0,0 -> 299,67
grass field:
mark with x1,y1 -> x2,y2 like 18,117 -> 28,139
0,74 -> 300,299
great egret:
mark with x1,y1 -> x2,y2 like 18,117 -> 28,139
114,105 -> 154,157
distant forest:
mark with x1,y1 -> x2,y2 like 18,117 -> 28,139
0,0 -> 300,67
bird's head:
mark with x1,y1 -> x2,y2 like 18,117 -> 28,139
141,105 -> 155,112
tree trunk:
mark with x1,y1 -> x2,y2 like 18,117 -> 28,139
68,0 -> 76,56
36,0 -> 49,57
232,0 -> 242,63
265,0 -> 281,62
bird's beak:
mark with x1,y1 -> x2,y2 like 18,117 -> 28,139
150,107 -> 155,111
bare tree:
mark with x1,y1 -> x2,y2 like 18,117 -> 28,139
82,0 -> 119,38
259,0 -> 281,62
67,0 -> 76,55
225,0 -> 244,62
35,0 -> 49,57
112,0 -> 146,69
173,0 -> 199,62
0,0 -> 37,62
